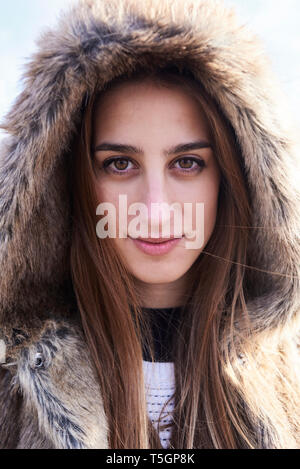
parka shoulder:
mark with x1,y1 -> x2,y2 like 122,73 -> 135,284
0,315 -> 109,449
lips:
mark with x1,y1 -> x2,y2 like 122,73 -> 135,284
129,235 -> 183,255
135,236 -> 182,244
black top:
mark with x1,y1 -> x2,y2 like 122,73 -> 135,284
140,306 -> 184,362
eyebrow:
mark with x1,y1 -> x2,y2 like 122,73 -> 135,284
92,140 -> 212,156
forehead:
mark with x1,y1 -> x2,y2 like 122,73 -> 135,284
92,79 -> 210,141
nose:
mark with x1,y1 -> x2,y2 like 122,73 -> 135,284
142,172 -> 172,235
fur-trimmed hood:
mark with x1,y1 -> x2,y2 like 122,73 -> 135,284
0,0 -> 299,449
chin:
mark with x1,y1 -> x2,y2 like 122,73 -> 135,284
130,267 -> 186,285
137,276 -> 177,285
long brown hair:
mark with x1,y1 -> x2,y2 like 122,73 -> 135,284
70,67 -> 300,448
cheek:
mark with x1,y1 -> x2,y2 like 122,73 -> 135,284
95,182 -> 119,235
95,181 -> 138,240
190,176 -> 220,239
204,197 -> 219,240
95,176 -> 138,204
95,178 -> 117,204
203,181 -> 220,237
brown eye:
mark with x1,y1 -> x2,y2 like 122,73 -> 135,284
178,158 -> 194,169
102,157 -> 137,175
114,158 -> 129,170
172,157 -> 206,173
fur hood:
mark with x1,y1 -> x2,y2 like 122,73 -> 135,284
0,0 -> 299,449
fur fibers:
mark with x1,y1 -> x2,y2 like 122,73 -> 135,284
0,0 -> 299,448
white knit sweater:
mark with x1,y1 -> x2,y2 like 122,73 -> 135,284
143,360 -> 175,449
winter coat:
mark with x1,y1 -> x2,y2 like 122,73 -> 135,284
0,0 -> 299,449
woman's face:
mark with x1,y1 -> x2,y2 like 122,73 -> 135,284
92,79 -> 221,292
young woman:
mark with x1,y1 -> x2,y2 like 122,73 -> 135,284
0,0 -> 299,449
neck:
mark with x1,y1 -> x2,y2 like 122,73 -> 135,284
134,270 -> 192,308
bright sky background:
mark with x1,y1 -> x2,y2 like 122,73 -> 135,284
0,0 -> 299,141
